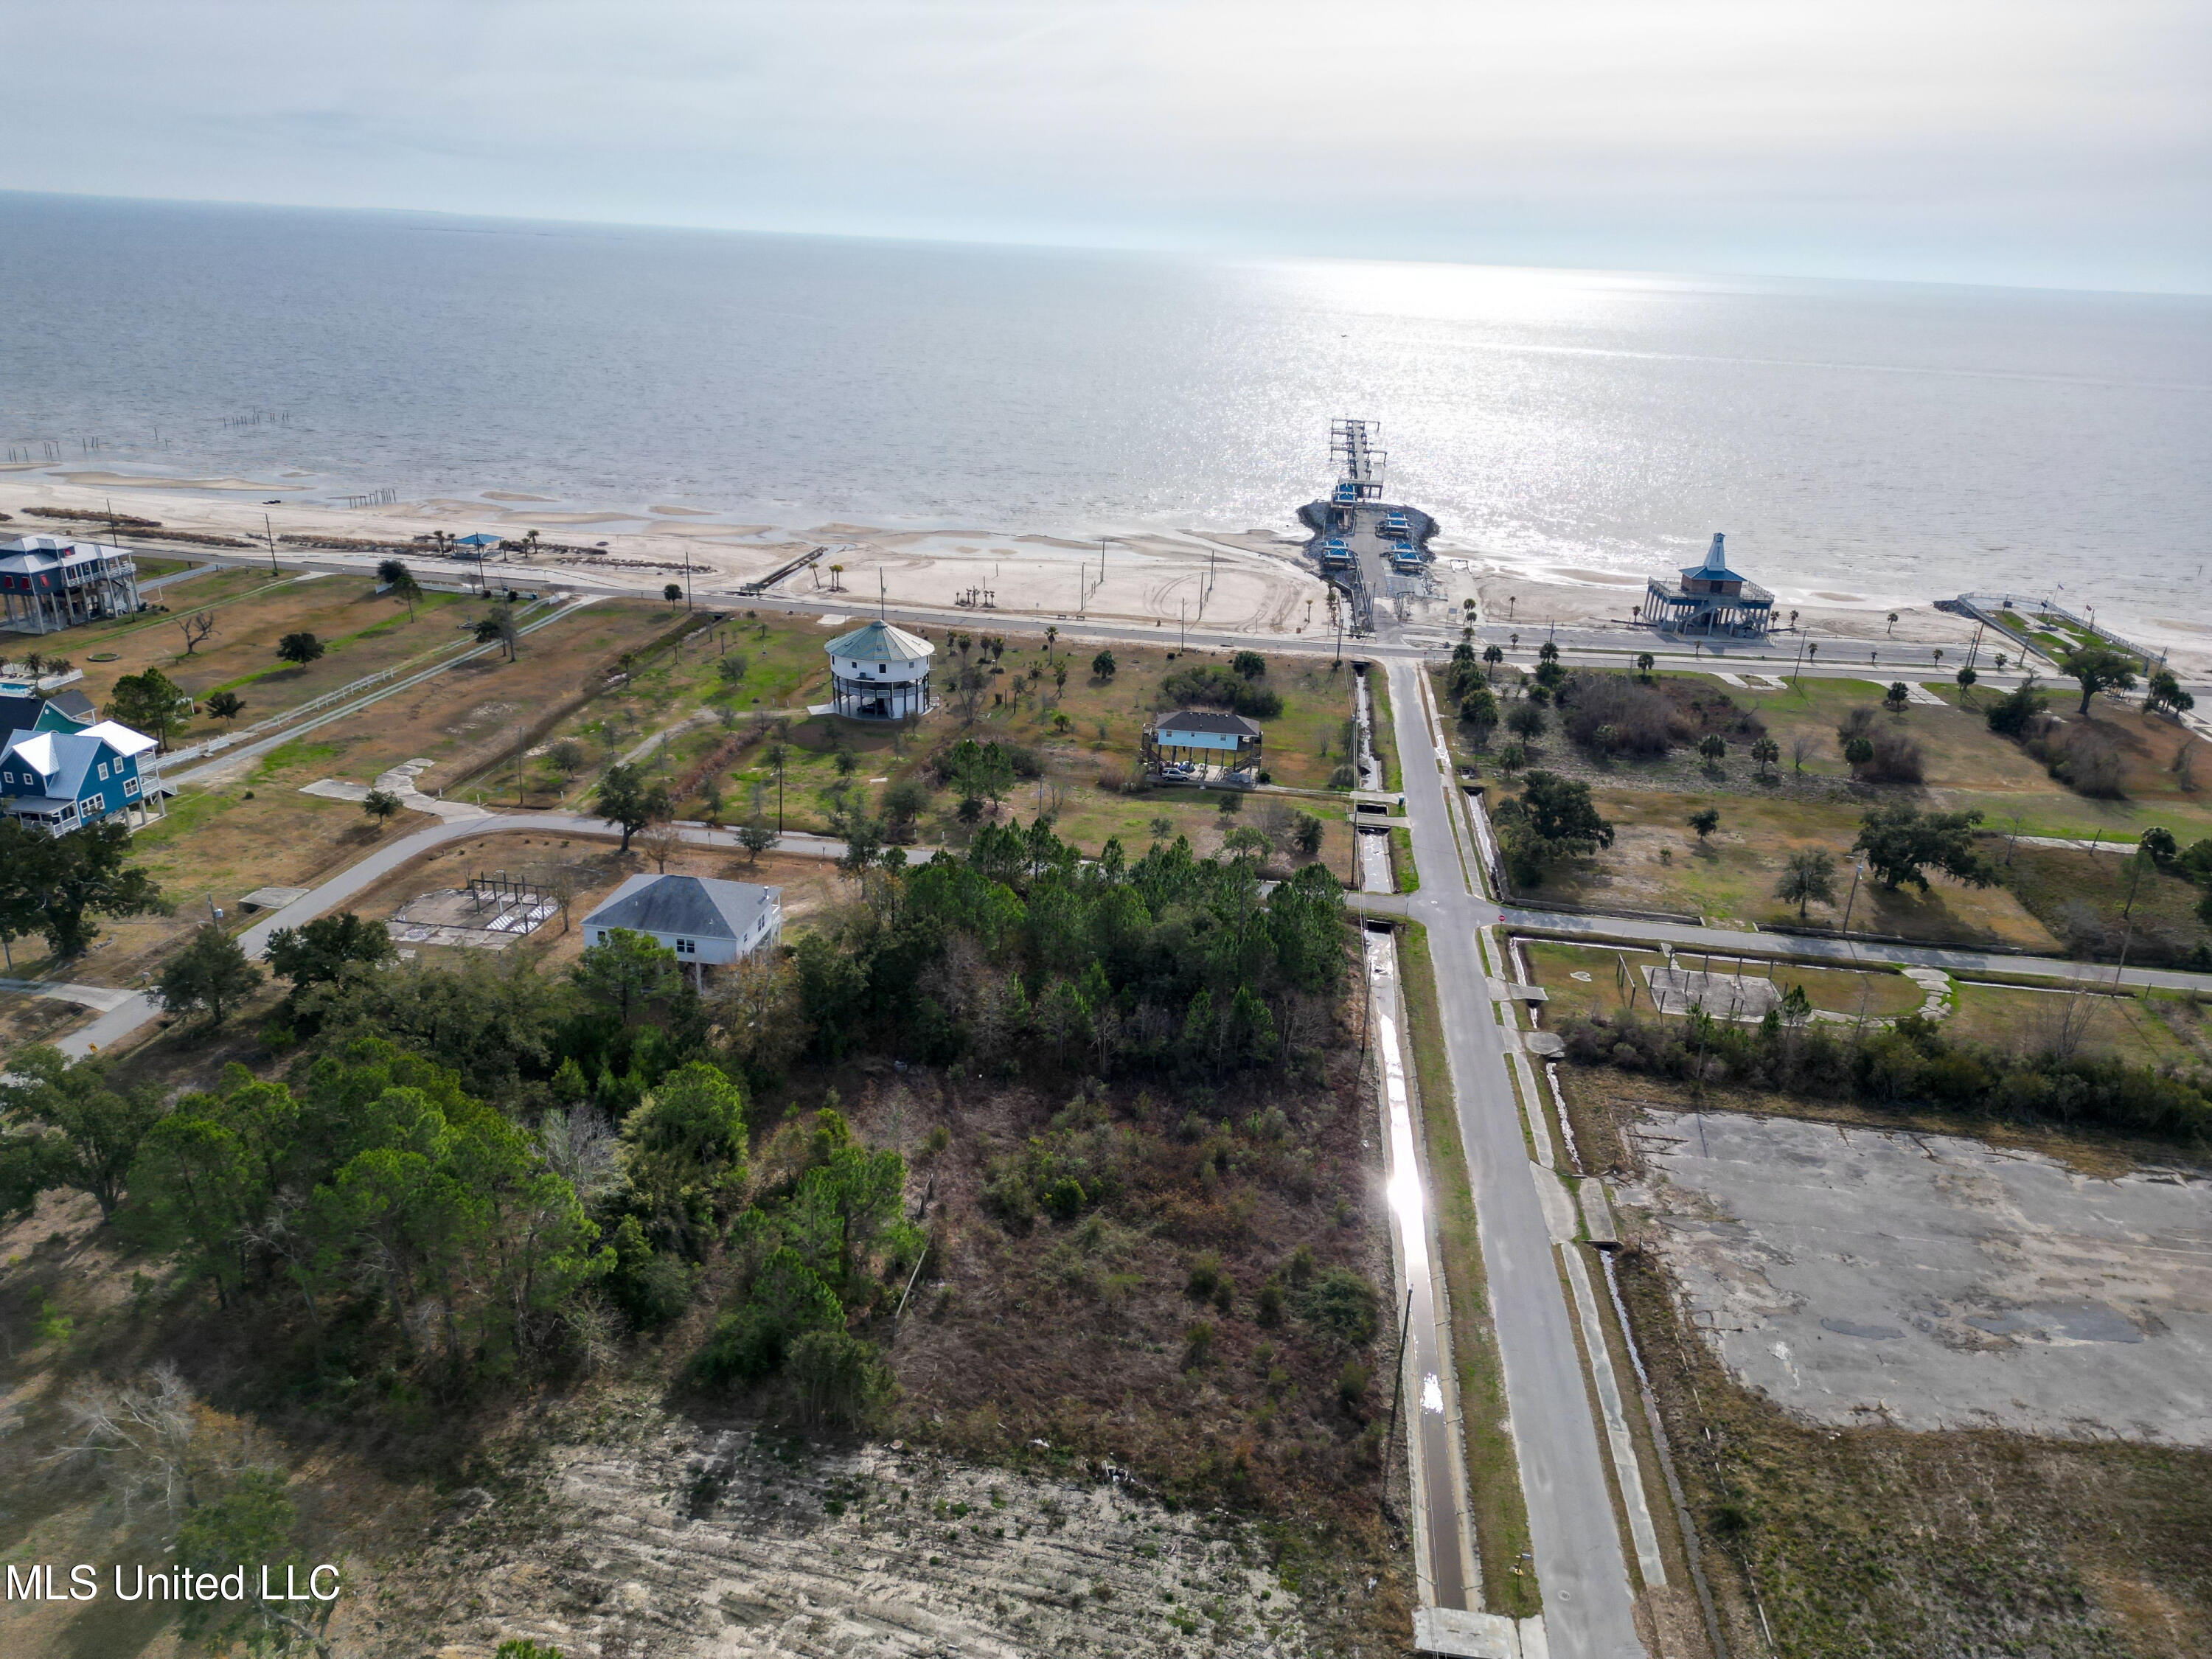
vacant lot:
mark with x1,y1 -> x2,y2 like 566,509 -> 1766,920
1524,787 -> 2061,945
1519,940 -> 1927,1022
2002,842 -> 2212,968
1625,1110 -> 2212,1444
334,830 -> 848,975
1554,1065 -> 2212,1658
342,1408 -> 1321,1658
58,567 -> 485,738
1944,979 -> 2212,1070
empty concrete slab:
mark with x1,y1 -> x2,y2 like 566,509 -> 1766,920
1624,1111 -> 2212,1444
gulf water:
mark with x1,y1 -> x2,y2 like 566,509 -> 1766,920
3,192 -> 2206,645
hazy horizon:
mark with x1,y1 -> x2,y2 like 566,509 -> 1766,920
12,1 -> 2208,296
11,186 -> 2212,303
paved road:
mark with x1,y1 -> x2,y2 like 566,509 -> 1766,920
56,812 -> 849,1058
1382,659 -> 1647,1659
1496,909 -> 2212,995
1340,891 -> 2212,998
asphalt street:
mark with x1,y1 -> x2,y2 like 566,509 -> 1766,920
1382,658 -> 1649,1659
58,813 -> 848,1058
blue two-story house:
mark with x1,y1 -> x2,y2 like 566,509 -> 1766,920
0,703 -> 167,834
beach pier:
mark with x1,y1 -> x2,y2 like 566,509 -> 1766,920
1298,418 -> 1439,636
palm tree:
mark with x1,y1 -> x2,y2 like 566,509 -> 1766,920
765,742 -> 787,832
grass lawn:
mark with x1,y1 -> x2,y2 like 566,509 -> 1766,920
1944,981 -> 2212,1070
1398,924 -> 1538,1617
1997,842 -> 2212,969
1520,941 -> 1926,1022
1363,667 -> 1400,790
56,567 -> 484,741
1531,787 -> 2059,946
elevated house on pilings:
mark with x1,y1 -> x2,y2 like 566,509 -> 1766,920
1141,709 -> 1264,782
824,619 -> 934,720
0,537 -> 141,635
1644,533 -> 1773,639
583,873 -> 782,987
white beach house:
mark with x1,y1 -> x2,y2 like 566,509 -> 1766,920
582,873 -> 782,980
824,619 -> 934,720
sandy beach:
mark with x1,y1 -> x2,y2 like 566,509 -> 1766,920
0,470 -> 1337,641
3,466 -> 2201,671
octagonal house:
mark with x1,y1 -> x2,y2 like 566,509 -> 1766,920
824,619 -> 935,720
1644,532 -> 1773,639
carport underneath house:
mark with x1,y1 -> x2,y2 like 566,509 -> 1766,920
1141,708 -> 1263,779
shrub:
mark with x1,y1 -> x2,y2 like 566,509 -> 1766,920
1186,1251 -> 1225,1300
1337,1358 -> 1372,1412
1181,1321 -> 1215,1370
1300,1265 -> 1378,1346
2036,719 -> 2127,797
787,1327 -> 892,1428
1561,672 -> 1674,757
1159,664 -> 1281,718
1255,1279 -> 1285,1327
1986,677 -> 2048,737
1867,729 -> 1925,784
1505,701 -> 1547,742
607,1215 -> 696,1329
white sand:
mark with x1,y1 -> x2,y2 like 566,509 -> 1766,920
0,474 -> 1335,641
7,469 -> 2194,669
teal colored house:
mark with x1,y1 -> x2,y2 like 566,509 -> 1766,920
1,706 -> 167,834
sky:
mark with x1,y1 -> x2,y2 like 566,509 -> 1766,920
13,0 -> 2210,292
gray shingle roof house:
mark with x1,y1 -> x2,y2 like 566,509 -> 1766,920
582,873 -> 781,970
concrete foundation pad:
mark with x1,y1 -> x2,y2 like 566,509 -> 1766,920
1644,967 -> 1780,1020
1627,1110 -> 2212,1444
1413,1607 -> 1525,1657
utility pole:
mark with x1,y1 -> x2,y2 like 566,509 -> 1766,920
879,567 -> 886,620
264,513 -> 279,576
1179,598 -> 1186,651
1380,1287 -> 1415,1526
2110,848 -> 2147,995
1837,858 -> 1865,943
683,540 -> 694,612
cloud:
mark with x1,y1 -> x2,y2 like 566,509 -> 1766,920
13,0 -> 2209,288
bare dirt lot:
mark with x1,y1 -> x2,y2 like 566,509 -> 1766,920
350,1407 -> 1315,1659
